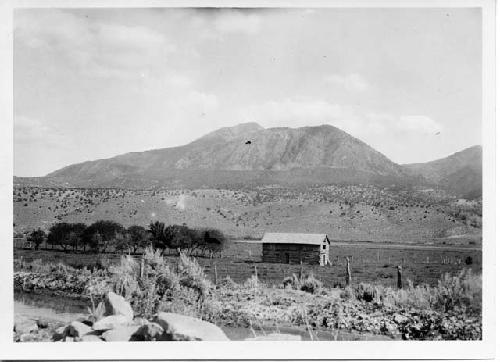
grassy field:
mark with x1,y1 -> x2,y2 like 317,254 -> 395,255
15,240 -> 481,288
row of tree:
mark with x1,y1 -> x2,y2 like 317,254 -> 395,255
26,220 -> 228,257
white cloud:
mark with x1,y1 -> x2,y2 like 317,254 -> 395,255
15,10 -> 175,80
325,73 -> 370,92
214,10 -> 261,35
399,115 -> 442,134
240,99 -> 350,128
14,116 -> 67,147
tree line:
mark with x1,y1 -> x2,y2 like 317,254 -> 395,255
25,220 -> 228,257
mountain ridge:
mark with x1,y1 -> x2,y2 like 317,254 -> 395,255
15,123 -> 482,197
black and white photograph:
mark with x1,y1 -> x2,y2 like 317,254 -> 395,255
0,0 -> 496,359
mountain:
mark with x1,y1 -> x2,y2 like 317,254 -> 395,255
404,145 -> 482,198
39,123 -> 416,188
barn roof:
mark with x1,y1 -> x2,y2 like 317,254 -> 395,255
260,233 -> 329,245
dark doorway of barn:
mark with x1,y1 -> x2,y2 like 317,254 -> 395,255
282,252 -> 290,264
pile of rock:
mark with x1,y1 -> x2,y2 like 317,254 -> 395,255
14,316 -> 52,342
53,292 -> 229,342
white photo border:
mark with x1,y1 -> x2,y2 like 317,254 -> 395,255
0,0 -> 495,359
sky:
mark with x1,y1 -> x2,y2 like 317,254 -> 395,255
14,7 -> 482,176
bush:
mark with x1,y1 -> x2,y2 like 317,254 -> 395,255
354,283 -> 382,303
244,274 -> 260,289
299,274 -> 323,294
177,252 -> 213,302
465,256 -> 473,265
350,269 -> 482,315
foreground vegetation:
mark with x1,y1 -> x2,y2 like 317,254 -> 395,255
14,249 -> 482,341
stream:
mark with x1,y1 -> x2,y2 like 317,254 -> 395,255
14,292 -> 393,341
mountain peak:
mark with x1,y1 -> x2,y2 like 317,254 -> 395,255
193,122 -> 264,144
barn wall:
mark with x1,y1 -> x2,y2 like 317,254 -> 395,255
262,243 -> 321,265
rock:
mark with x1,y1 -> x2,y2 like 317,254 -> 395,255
65,321 -> 92,338
92,315 -> 131,331
19,333 -> 34,342
155,312 -> 229,341
245,333 -> 302,341
52,326 -> 66,341
102,326 -> 141,342
14,317 -> 38,334
104,292 -> 134,320
80,334 -> 103,342
393,314 -> 408,324
36,319 -> 49,329
131,322 -> 164,341
133,317 -> 149,326
65,336 -> 74,342
77,317 -> 94,327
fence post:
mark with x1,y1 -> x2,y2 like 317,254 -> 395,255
214,264 -> 218,285
299,261 -> 303,280
345,257 -> 351,286
397,265 -> 403,289
254,264 -> 258,278
140,256 -> 144,278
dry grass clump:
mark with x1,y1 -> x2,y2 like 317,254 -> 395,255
106,247 -> 214,318
282,273 -> 322,294
348,269 -> 481,315
244,274 -> 260,289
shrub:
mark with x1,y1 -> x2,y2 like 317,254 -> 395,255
435,269 -> 481,314
465,256 -> 473,265
244,274 -> 260,289
354,283 -> 382,303
299,274 -> 323,294
283,276 -> 294,289
177,252 -> 213,303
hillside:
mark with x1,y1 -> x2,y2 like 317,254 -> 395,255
404,146 -> 482,198
40,123 -> 416,188
13,184 -> 482,245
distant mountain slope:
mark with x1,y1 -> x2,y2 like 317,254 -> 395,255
42,123 -> 414,188
404,146 -> 482,198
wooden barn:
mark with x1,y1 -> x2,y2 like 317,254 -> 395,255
260,233 -> 331,266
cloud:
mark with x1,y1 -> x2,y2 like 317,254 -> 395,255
15,10 -> 175,80
325,73 -> 370,92
240,99 -> 351,128
398,115 -> 442,134
240,99 -> 441,141
214,10 -> 261,35
14,116 -> 67,147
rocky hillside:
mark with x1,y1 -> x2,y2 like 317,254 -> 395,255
40,123 -> 414,188
404,146 -> 482,199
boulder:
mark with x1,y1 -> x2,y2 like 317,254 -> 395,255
36,319 -> 49,329
245,333 -> 302,341
131,322 -> 164,341
104,292 -> 134,320
92,315 -> 131,331
80,334 -> 103,342
14,317 -> 38,334
65,321 -> 92,338
155,312 -> 229,341
102,326 -> 141,342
